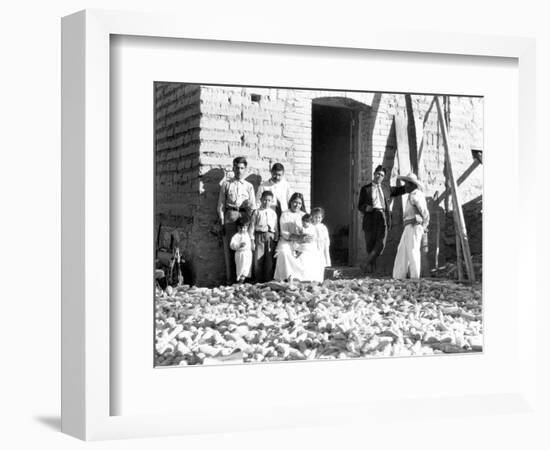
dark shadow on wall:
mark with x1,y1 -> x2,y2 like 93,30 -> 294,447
364,93 -> 383,181
180,169 -> 267,287
424,197 -> 448,277
155,217 -> 196,287
382,119 -> 398,179
375,118 -> 402,276
404,94 -> 419,175
191,167 -> 227,286
355,93 -> 382,267
245,173 -> 262,193
443,195 -> 483,261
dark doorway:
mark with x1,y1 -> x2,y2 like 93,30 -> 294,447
311,104 -> 356,266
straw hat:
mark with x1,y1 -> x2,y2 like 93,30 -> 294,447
397,172 -> 423,190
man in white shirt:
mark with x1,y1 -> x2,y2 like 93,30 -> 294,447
255,163 -> 292,218
217,157 -> 256,283
392,173 -> 430,279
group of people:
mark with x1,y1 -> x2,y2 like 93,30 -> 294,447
217,158 -> 331,284
218,157 -> 430,285
358,165 -> 430,279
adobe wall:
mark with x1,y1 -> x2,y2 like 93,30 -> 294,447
372,95 -> 484,275
154,83 -> 201,280
155,83 -> 483,286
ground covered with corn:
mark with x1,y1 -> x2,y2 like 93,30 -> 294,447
155,278 -> 483,366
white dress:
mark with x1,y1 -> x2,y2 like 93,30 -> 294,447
230,232 -> 252,279
295,226 -> 324,282
313,223 -> 331,268
273,210 -> 305,281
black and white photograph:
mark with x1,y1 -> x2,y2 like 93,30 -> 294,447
154,83 -> 483,367
3,0 -> 547,445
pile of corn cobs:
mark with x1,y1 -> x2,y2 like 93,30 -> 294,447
155,278 -> 483,366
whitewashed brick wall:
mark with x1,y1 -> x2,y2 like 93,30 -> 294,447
155,83 -> 483,285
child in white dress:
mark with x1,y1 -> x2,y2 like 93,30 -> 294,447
229,218 -> 253,283
311,207 -> 331,269
295,214 -> 324,282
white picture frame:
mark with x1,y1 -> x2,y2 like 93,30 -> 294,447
61,9 -> 538,441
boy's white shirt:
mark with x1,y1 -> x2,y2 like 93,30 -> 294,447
256,178 -> 292,211
230,231 -> 252,252
250,206 -> 278,236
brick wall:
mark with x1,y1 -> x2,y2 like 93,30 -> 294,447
374,95 -> 484,275
154,82 -> 201,281
195,87 -> 375,284
155,83 -> 483,286
444,195 -> 483,259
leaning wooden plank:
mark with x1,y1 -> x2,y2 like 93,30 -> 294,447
417,96 -> 436,164
395,109 -> 412,175
395,109 -> 412,213
433,192 -> 441,273
435,159 -> 481,206
447,165 -> 465,281
404,94 -> 419,174
456,231 -> 464,281
434,96 -> 476,282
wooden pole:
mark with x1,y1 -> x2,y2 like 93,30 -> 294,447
455,220 -> 464,281
434,96 -> 476,282
404,94 -> 419,175
446,163 -> 464,281
435,159 -> 481,206
433,192 -> 441,274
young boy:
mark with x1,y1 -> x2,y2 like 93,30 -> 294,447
249,190 -> 279,282
255,163 -> 292,218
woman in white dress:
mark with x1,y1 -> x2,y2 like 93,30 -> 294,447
273,193 -> 311,281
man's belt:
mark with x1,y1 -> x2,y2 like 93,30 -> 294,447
403,218 -> 419,227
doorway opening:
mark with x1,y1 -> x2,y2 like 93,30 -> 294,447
311,102 -> 359,266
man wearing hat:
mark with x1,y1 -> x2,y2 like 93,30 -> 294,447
357,165 -> 407,273
392,172 -> 430,279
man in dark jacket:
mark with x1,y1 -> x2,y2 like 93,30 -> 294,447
357,165 -> 407,273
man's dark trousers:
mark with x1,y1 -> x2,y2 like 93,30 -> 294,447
363,209 -> 387,269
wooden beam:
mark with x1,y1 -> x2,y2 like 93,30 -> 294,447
452,191 -> 464,281
417,97 -> 435,164
404,94 -> 419,174
395,110 -> 412,175
435,159 -> 481,206
433,191 -> 441,272
395,110 -> 412,213
434,96 -> 476,282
